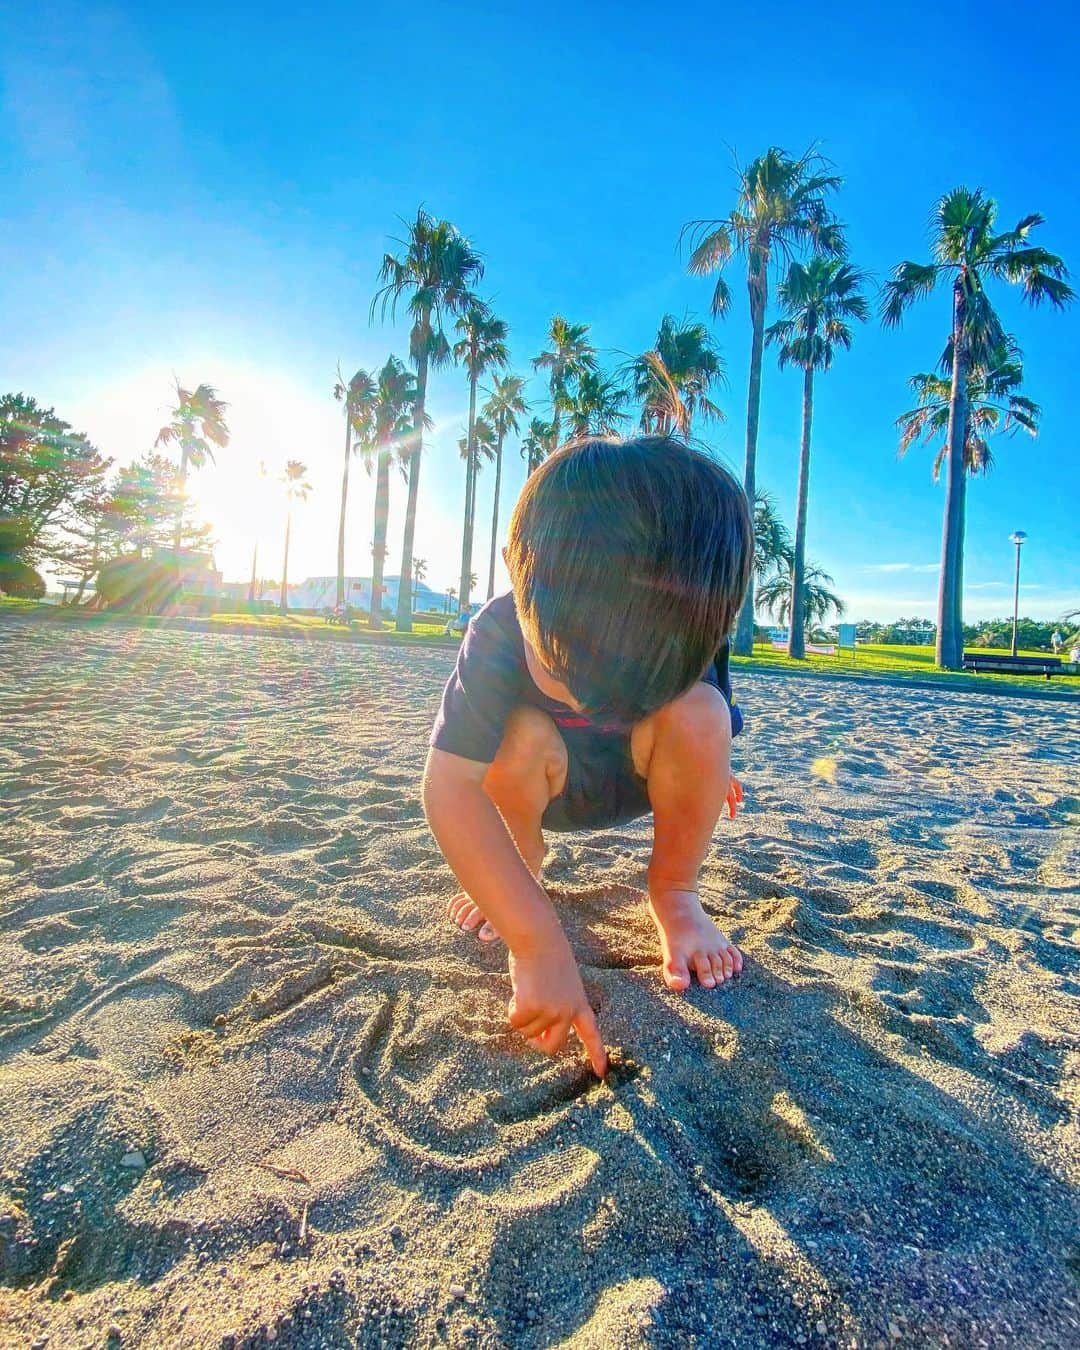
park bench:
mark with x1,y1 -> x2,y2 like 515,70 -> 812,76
962,651 -> 1062,679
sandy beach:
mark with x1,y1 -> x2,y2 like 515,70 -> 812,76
0,616 -> 1077,1349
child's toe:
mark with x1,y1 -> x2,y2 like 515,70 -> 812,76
692,953 -> 716,988
663,956 -> 691,992
709,952 -> 729,984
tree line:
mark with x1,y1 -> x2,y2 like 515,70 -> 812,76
0,392 -> 204,602
0,385 -> 228,606
1,145 -> 1072,666
832,617 -> 1070,653
325,149 -> 1073,663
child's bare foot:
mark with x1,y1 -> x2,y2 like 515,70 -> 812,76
446,845 -> 545,944
447,890 -> 501,943
647,887 -> 742,992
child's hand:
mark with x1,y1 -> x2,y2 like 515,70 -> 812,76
508,943 -> 608,1077
725,775 -> 744,819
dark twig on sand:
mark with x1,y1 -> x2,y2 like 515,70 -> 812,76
256,1161 -> 311,1184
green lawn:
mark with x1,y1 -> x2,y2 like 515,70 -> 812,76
0,600 -> 455,643
205,611 -> 452,640
737,640 -> 1078,694
5,601 -> 1076,695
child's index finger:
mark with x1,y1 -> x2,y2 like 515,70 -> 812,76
573,1005 -> 608,1078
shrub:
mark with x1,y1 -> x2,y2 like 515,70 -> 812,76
95,554 -> 182,613
0,558 -> 46,599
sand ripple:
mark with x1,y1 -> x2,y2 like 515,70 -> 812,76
1,618 -> 1077,1347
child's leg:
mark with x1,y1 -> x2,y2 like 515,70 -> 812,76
630,682 -> 743,991
447,706 -> 567,940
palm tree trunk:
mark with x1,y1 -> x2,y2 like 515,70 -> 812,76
280,511 -> 292,615
787,364 -> 815,660
171,446 -> 190,553
487,431 -> 504,600
469,449 -> 480,539
458,372 -> 478,609
396,350 -> 428,632
936,284 -> 970,671
734,255 -> 768,656
336,411 -> 353,609
248,541 -> 258,607
370,446 -> 391,629
550,376 -> 561,451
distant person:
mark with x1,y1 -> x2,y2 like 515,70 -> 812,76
424,437 -> 750,1075
1051,630 -> 1063,655
443,602 -> 480,636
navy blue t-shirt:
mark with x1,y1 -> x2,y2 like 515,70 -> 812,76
430,593 -> 742,764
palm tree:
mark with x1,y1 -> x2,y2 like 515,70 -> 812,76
372,208 -> 484,631
566,370 -> 629,438
457,417 -> 497,494
412,555 -> 427,612
881,187 -> 1072,669
532,317 -> 597,448
753,492 -> 794,583
279,460 -> 311,615
248,459 -> 269,606
483,374 -> 528,599
683,146 -> 845,655
897,343 -> 1040,483
521,417 -> 556,474
453,302 -> 508,610
332,367 -> 376,610
766,257 -> 869,659
367,356 -> 420,629
758,562 -> 845,633
630,315 -> 725,438
155,381 -> 230,552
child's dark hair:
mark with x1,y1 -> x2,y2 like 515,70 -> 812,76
506,435 -> 752,721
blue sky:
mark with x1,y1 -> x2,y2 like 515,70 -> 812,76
2,0 -> 1077,622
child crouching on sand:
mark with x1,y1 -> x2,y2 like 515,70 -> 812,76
423,436 -> 753,1075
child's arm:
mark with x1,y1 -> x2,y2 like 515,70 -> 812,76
423,747 -> 607,1075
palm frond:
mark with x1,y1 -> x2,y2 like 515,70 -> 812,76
1020,268 -> 1075,308
897,337 -> 1039,477
880,262 -> 939,327
768,256 -> 869,370
683,223 -> 734,276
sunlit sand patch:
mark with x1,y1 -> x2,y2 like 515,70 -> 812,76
550,1275 -> 665,1347
769,1091 -> 835,1163
809,755 -> 838,784
709,1194 -> 857,1340
253,1122 -> 388,1193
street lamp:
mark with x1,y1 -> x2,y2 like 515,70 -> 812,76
1009,531 -> 1027,656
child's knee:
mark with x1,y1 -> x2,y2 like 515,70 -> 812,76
632,683 -> 731,778
488,706 -> 567,786
663,682 -> 732,741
